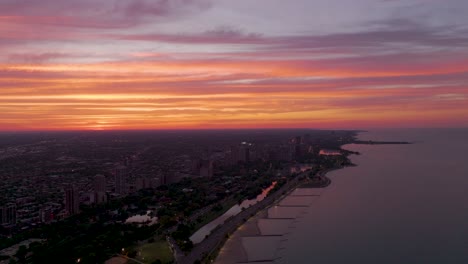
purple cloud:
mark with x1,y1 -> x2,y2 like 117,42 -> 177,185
0,0 -> 212,28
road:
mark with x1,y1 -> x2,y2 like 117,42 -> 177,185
177,170 -> 313,264
167,197 -> 232,262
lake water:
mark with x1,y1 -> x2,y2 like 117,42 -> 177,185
190,182 -> 277,244
280,128 -> 468,263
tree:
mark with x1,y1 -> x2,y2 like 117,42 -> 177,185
15,245 -> 28,262
128,250 -> 137,258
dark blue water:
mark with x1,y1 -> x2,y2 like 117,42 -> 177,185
281,128 -> 468,264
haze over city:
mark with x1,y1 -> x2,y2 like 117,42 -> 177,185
1,0 -> 467,130
1,1 -> 468,264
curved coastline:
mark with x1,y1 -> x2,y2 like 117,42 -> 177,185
263,129 -> 468,264
208,131 -> 416,264
184,132 -> 374,263
209,166 -> 344,264
178,169 -> 310,264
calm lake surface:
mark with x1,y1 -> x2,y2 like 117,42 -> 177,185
281,128 -> 468,264
190,182 -> 277,244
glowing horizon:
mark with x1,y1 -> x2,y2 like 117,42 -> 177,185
1,0 -> 467,130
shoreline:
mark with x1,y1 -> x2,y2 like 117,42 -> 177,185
201,166 -> 345,264
352,140 -> 411,145
178,133 -> 362,263
178,171 -> 305,263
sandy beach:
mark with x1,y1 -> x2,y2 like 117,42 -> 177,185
214,186 -> 324,264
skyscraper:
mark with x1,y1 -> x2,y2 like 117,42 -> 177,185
0,203 -> 17,226
230,145 -> 240,165
239,144 -> 250,163
199,159 -> 214,177
191,158 -> 202,175
94,174 -> 107,203
65,185 -> 79,216
39,208 -> 54,223
114,166 -> 127,195
94,174 -> 106,192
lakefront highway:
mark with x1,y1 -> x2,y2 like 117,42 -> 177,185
177,168 -> 332,264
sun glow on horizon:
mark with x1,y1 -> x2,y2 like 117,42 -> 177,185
1,0 -> 468,130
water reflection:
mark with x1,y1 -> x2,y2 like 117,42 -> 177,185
190,182 -> 277,244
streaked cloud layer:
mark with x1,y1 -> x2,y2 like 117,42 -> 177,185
1,0 -> 467,130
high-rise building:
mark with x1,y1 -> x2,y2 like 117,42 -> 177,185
94,174 -> 106,192
94,174 -> 107,203
136,178 -> 143,190
230,143 -> 252,164
123,156 -> 133,167
65,185 -> 79,216
230,146 -> 240,165
39,208 -> 54,223
199,160 -> 214,177
160,174 -> 168,185
191,159 -> 202,175
150,178 -> 161,188
239,144 -> 250,162
191,158 -> 214,177
114,166 -> 127,195
288,135 -> 312,160
0,203 -> 17,226
136,177 -> 161,190
291,136 -> 302,144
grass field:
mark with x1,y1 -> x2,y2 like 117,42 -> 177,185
192,197 -> 238,233
133,238 -> 173,264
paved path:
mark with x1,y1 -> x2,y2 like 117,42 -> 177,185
167,198 -> 232,262
177,172 -> 309,264
167,235 -> 185,262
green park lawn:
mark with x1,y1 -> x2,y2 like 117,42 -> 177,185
133,238 -> 173,264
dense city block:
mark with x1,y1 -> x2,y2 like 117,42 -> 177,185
0,129 -> 357,264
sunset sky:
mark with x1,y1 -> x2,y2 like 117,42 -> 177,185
1,0 -> 468,130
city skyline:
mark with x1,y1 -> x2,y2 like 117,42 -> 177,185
1,0 -> 468,130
